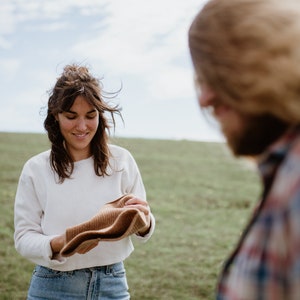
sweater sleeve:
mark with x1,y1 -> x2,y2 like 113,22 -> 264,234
121,148 -> 156,242
14,166 -> 66,266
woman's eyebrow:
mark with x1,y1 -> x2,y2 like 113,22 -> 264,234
65,110 -> 76,114
66,109 -> 97,114
87,109 -> 97,114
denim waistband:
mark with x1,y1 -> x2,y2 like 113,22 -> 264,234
29,261 -> 129,299
38,261 -> 123,275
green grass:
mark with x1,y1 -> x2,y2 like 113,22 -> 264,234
0,132 -> 261,299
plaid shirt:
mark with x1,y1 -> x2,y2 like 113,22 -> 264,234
216,126 -> 300,300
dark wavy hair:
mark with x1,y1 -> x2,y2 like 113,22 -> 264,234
44,64 -> 122,182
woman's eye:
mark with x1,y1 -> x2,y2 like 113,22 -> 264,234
63,113 -> 76,120
62,112 -> 97,120
87,113 -> 97,119
65,115 -> 76,120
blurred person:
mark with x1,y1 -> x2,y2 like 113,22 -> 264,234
189,0 -> 300,299
14,64 -> 155,300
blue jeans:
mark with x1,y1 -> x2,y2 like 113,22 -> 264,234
27,262 -> 130,300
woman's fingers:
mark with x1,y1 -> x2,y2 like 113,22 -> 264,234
125,199 -> 150,215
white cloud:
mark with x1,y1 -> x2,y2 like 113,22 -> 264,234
70,0 -> 204,103
0,1 -> 16,36
26,21 -> 71,32
0,0 -> 108,36
146,67 -> 195,101
0,37 -> 11,49
0,58 -> 21,80
0,0 -> 221,142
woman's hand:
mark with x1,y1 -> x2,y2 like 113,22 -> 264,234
50,234 -> 66,259
125,196 -> 151,236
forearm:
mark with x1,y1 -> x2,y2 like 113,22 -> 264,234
14,230 -> 55,263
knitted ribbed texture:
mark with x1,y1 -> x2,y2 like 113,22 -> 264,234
60,194 -> 148,257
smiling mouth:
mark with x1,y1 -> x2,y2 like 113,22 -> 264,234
73,133 -> 88,138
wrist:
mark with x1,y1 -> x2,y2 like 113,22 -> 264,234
137,222 -> 151,236
50,234 -> 66,254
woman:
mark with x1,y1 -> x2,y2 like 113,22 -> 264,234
14,64 -> 155,299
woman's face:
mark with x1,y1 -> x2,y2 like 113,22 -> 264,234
56,95 -> 99,161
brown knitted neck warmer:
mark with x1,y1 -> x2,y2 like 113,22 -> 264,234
60,194 -> 148,257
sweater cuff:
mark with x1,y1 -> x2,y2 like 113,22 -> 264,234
135,213 -> 155,241
45,235 -> 67,264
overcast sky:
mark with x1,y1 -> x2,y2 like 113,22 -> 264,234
0,0 -> 224,142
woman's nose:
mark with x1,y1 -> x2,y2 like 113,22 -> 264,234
76,118 -> 87,131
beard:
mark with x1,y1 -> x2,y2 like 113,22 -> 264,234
225,114 -> 289,156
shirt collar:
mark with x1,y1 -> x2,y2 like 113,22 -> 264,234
258,126 -> 300,182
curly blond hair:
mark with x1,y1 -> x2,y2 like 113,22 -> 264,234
189,0 -> 300,123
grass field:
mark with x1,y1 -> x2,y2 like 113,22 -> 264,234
0,132 -> 261,299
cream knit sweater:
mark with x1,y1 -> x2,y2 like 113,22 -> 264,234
14,145 -> 155,271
